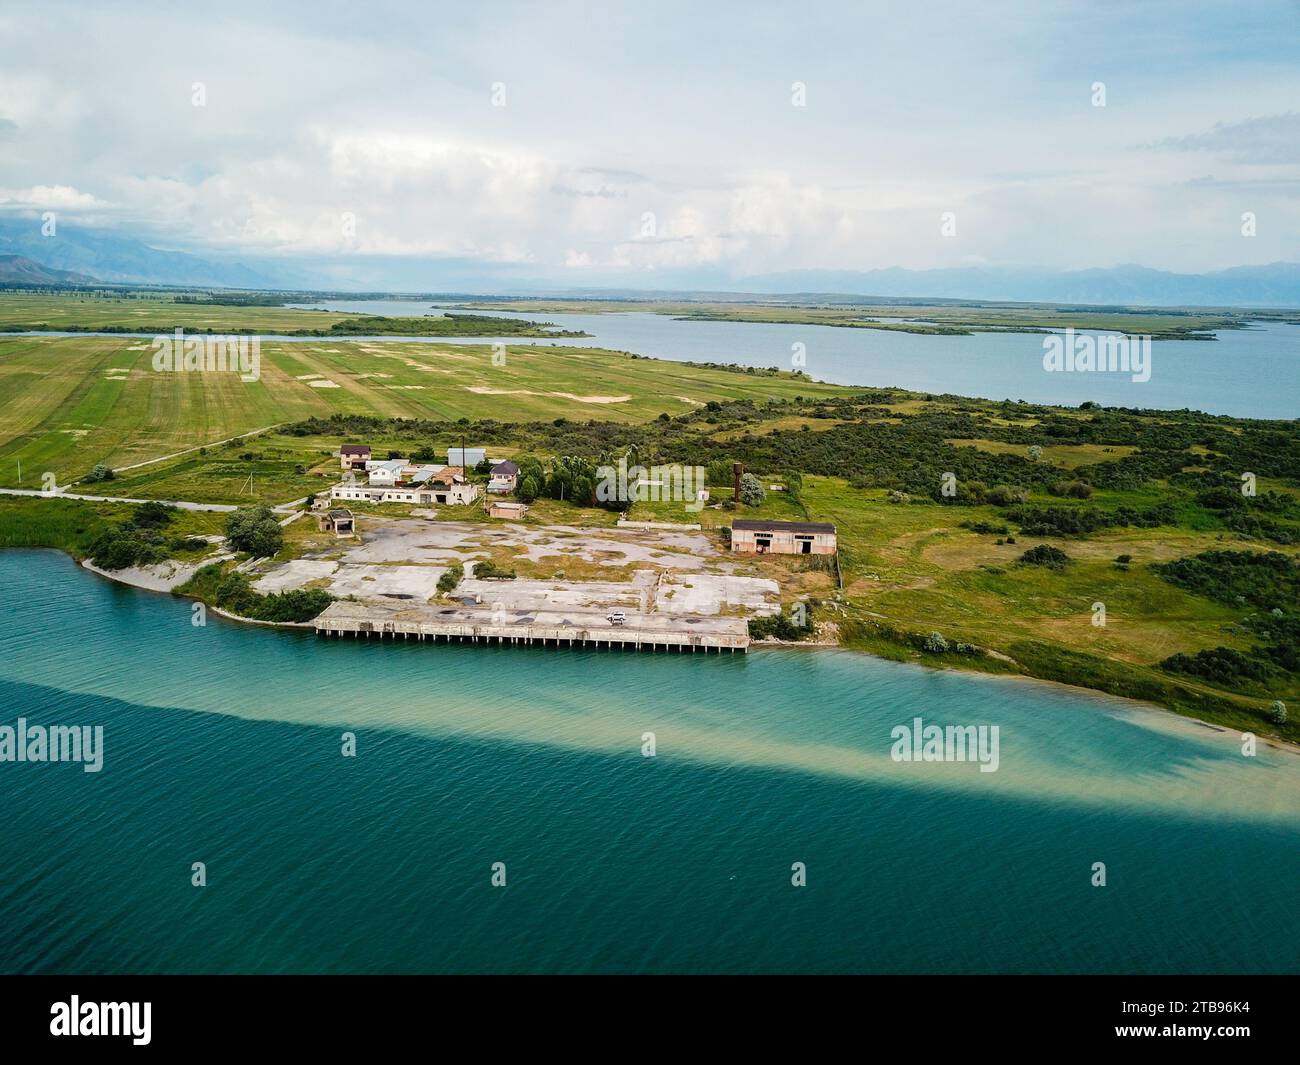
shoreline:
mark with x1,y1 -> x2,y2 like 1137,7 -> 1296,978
63,546 -> 1298,756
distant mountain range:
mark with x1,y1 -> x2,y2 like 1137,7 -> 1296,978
0,219 -> 287,289
0,254 -> 97,286
1,216 -> 1298,307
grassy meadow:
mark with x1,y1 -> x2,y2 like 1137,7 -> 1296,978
0,333 -> 840,489
0,292 -> 356,333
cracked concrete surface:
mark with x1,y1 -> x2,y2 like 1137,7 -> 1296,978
251,517 -> 780,616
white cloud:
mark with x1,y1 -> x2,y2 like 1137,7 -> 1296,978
0,184 -> 108,209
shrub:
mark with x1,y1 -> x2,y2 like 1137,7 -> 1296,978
986,485 -> 1029,506
1153,551 -> 1298,610
1196,486 -> 1247,511
474,560 -> 516,579
84,464 -> 115,483
1019,544 -> 1071,567
1051,480 -> 1093,499
1008,503 -> 1174,537
747,602 -> 816,640
1161,647 -> 1271,687
961,520 -> 1009,535
1271,700 -> 1288,725
89,528 -> 166,570
922,631 -> 949,653
131,501 -> 177,530
739,472 -> 765,507
86,502 -> 180,570
437,562 -> 464,594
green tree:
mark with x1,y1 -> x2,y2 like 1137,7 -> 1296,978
548,455 -> 597,505
739,472 -> 765,507
225,505 -> 283,557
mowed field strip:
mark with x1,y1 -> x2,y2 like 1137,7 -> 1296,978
0,334 -> 843,485
0,293 -> 356,332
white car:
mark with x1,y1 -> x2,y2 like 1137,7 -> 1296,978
607,610 -> 627,626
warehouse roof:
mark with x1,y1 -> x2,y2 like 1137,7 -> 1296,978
732,519 -> 836,534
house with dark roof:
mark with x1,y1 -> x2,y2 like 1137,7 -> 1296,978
488,459 -> 520,494
339,444 -> 372,471
730,519 -> 836,555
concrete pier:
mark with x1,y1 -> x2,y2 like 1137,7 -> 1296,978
313,600 -> 749,653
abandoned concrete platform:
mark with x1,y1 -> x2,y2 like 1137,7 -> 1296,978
313,600 -> 750,652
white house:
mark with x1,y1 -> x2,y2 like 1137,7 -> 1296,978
367,459 -> 407,487
331,481 -> 480,507
407,464 -> 446,484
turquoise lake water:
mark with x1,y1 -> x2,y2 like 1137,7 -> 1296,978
0,550 -> 1296,974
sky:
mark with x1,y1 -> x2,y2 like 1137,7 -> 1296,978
1,0 -> 1298,289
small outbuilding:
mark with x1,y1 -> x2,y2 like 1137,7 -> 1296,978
487,500 -> 529,520
318,508 -> 356,536
730,519 -> 836,555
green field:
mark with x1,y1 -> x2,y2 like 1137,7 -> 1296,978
0,292 -> 357,332
0,291 -> 583,337
0,334 -> 842,488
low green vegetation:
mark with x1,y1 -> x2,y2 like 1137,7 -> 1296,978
451,296 -> 1293,339
1152,549 -> 1299,609
0,496 -> 113,554
176,563 -> 333,623
87,501 -> 184,569
748,601 -> 818,640
473,559 -> 517,579
437,561 -> 464,594
1152,550 -> 1298,697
